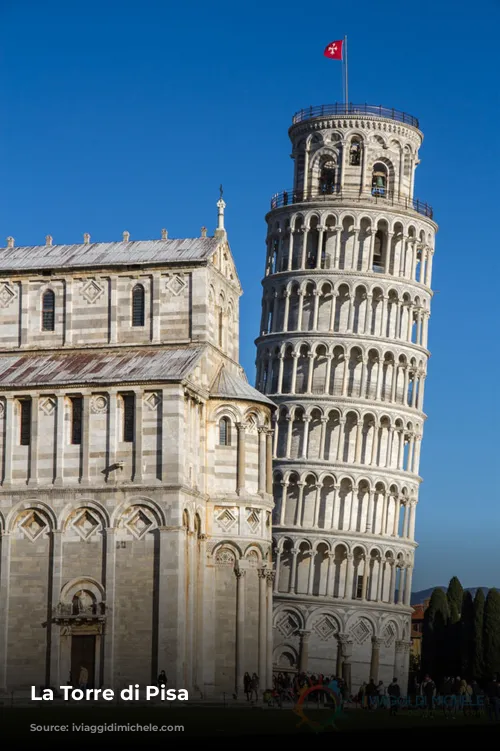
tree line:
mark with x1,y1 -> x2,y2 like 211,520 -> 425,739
421,577 -> 500,682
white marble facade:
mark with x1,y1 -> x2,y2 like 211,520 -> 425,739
0,206 -> 275,697
255,104 -> 437,692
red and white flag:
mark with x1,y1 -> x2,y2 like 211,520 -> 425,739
324,40 -> 343,60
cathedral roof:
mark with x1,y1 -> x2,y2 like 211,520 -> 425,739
0,238 -> 219,272
210,366 -> 275,407
0,346 -> 203,388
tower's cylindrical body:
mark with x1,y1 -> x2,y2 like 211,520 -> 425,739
255,104 -> 437,692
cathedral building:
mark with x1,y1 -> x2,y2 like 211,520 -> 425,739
0,199 -> 275,697
255,104 -> 437,691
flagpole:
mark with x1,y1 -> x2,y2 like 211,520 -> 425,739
344,35 -> 348,109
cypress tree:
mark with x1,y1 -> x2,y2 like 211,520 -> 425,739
446,576 -> 464,675
447,577 -> 464,623
472,588 -> 485,681
460,591 -> 474,678
483,588 -> 500,677
422,587 -> 449,680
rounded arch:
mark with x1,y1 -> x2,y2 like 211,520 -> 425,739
273,603 -> 306,631
59,499 -> 110,530
305,607 -> 343,633
60,576 -> 105,606
211,540 -> 243,561
7,499 -> 58,532
110,497 -> 166,528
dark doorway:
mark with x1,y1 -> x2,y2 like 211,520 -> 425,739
70,635 -> 96,688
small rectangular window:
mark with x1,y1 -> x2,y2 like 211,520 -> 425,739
122,394 -> 135,442
20,399 -> 31,445
70,397 -> 82,445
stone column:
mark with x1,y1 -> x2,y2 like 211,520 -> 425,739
279,481 -> 288,526
49,530 -> 63,687
370,637 -> 382,682
285,416 -> 293,457
277,355 -> 285,393
361,556 -> 369,600
258,427 -> 266,494
389,561 -> 397,604
298,630 -> 311,673
404,566 -> 413,606
312,290 -> 320,329
365,490 -> 375,532
393,640 -> 404,683
409,501 -> 417,539
28,395 -> 39,485
81,394 -> 91,483
236,423 -> 246,495
336,418 -> 346,461
312,484 -> 322,527
344,553 -> 354,599
54,394 -> 65,486
283,291 -> 290,330
235,567 -> 246,695
289,549 -> 299,594
376,558 -> 385,601
0,532 -> 12,690
102,528 -> 116,688
370,424 -> 379,466
3,397 -> 13,486
258,568 -> 267,689
326,552 -> 335,596
319,417 -> 328,459
266,570 -> 274,687
340,636 -> 353,692
133,389 -> 143,483
301,416 -> 311,458
295,482 -> 305,527
397,566 -> 405,605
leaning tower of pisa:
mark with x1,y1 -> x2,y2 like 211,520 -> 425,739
255,103 -> 437,692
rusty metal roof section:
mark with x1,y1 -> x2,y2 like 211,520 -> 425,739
0,238 -> 219,272
0,347 -> 204,388
210,365 -> 276,407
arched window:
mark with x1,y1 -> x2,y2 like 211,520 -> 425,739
349,138 -> 361,165
219,417 -> 231,446
319,160 -> 337,195
372,163 -> 388,196
42,290 -> 55,331
132,284 -> 145,327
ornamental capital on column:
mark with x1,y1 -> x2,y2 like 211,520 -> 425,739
280,480 -> 289,488
235,567 -> 247,578
283,290 -> 291,298
314,483 -> 323,491
371,637 -> 382,648
257,567 -> 268,579
291,352 -> 299,359
298,629 -> 311,641
296,480 -> 306,488
394,639 -> 405,653
265,570 -> 275,586
235,422 -> 247,433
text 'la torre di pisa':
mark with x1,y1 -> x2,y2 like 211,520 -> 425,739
255,103 -> 437,691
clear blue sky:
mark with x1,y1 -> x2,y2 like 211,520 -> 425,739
1,0 -> 499,590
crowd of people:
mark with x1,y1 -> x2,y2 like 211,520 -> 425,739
249,670 -> 500,720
